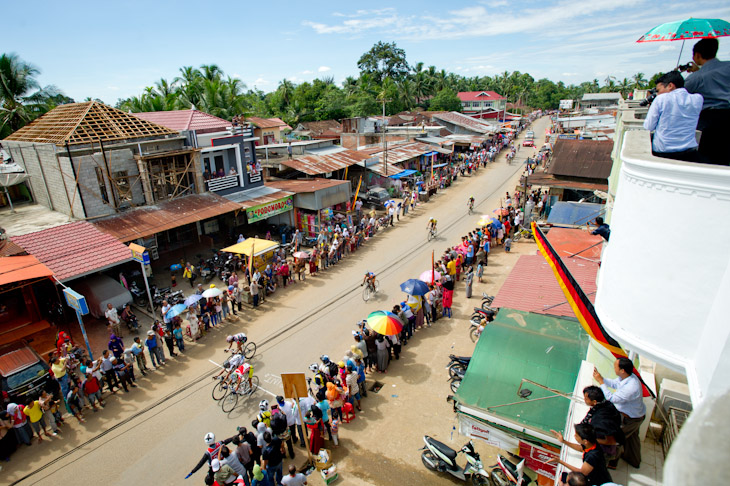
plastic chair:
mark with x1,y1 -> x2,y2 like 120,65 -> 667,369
341,402 -> 356,423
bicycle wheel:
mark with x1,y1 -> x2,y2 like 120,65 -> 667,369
211,380 -> 228,401
450,379 -> 461,393
470,327 -> 480,343
513,232 -> 521,241
221,388 -> 239,413
243,342 -> 257,360
427,229 -> 433,241
374,280 -> 380,293
248,375 -> 260,395
362,286 -> 371,302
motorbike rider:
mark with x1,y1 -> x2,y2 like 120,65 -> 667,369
309,363 -> 327,395
186,432 -> 236,484
121,304 -> 139,331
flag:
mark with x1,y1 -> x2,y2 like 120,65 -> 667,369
532,222 -> 654,397
431,250 -> 435,285
248,241 -> 255,278
351,176 -> 362,213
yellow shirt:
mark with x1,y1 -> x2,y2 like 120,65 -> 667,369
24,401 -> 43,423
447,260 -> 456,276
51,358 -> 67,378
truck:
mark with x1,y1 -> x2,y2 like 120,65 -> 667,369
357,187 -> 390,211
0,342 -> 53,402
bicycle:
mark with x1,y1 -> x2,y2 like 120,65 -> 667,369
211,376 -> 230,401
362,280 -> 380,302
225,342 -> 257,360
221,374 -> 260,412
427,227 -> 438,241
468,203 -> 474,215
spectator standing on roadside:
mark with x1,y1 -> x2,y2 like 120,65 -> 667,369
105,303 -> 123,337
131,337 -> 149,375
100,350 -> 120,393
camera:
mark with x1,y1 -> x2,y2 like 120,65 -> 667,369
676,62 -> 693,72
639,88 -> 657,107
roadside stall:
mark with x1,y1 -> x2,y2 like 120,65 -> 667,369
454,309 -> 590,485
221,238 -> 279,273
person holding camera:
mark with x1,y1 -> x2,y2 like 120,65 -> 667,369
643,71 -> 703,162
685,38 -> 730,165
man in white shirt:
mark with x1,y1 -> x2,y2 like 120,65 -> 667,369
643,71 -> 703,162
388,205 -> 395,226
277,396 -> 298,447
593,357 -> 646,469
105,303 -> 122,337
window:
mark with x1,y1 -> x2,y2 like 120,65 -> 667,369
113,170 -> 132,202
95,166 -> 109,204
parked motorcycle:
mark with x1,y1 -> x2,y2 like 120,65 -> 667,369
129,281 -> 148,308
490,455 -> 532,486
471,306 -> 496,323
421,436 -> 489,485
481,292 -> 495,310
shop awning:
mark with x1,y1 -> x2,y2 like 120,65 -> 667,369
455,309 -> 589,437
222,238 -> 279,257
92,193 -> 242,243
11,221 -> 133,282
389,169 -> 417,179
546,202 -> 604,226
432,163 -> 448,169
0,255 -> 53,286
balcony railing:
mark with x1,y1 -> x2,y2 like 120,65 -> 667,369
206,174 -> 240,192
594,129 -> 730,404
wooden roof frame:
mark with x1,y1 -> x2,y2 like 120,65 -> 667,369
4,101 -> 178,146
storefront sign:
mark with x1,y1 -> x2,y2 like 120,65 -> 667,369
518,441 -> 558,479
63,288 -> 89,315
246,196 -> 293,223
459,416 -> 508,449
129,243 -> 150,264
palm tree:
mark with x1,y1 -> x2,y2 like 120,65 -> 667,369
618,78 -> 632,97
603,75 -> 616,88
154,78 -> 176,98
0,53 -> 63,138
412,71 -> 430,105
632,72 -> 647,89
277,79 -> 294,106
396,79 -> 415,111
342,76 -> 358,98
200,64 -> 223,82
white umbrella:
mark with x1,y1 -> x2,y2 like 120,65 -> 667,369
201,287 -> 223,298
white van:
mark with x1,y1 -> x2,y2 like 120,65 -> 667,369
72,274 -> 132,319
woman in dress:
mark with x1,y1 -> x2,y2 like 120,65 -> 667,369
442,279 -> 454,318
305,409 -> 324,455
465,266 -> 474,299
375,335 -> 389,373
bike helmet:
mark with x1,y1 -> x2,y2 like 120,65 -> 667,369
204,432 -> 215,445
309,363 -> 319,372
320,355 -> 330,364
226,335 -> 234,343
259,400 -> 269,411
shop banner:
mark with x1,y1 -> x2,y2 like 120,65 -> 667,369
246,196 -> 293,223
518,441 -> 558,479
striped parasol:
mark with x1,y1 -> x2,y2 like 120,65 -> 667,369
366,311 -> 404,336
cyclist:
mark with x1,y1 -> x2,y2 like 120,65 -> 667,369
225,333 -> 247,354
427,217 -> 438,235
467,196 -> 475,212
231,360 -> 253,392
361,271 -> 376,291
212,351 -> 246,385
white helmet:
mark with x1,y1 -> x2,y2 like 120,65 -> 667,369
259,400 -> 269,411
204,432 -> 215,445
309,363 -> 318,372
226,335 -> 234,343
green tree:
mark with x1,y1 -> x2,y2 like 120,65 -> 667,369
357,41 -> 410,83
429,88 -> 462,111
0,53 -> 66,138
632,72 -> 647,89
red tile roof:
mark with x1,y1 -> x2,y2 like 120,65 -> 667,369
132,110 -> 230,134
545,228 -> 604,260
457,91 -> 505,102
491,254 -> 598,318
11,221 -> 132,282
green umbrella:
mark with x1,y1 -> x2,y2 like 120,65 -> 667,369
637,18 -> 730,66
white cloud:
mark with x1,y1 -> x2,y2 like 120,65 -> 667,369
562,72 -> 579,76
302,70 -> 314,75
318,66 -> 331,72
254,78 -> 270,85
107,86 -> 119,91
658,44 -> 676,52
232,73 -> 242,79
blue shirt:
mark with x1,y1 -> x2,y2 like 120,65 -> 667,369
317,400 -> 330,422
601,374 -> 646,419
483,241 -> 490,253
643,88 -> 703,153
685,58 -> 730,110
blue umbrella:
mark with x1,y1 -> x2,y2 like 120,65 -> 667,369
400,278 -> 430,296
183,294 -> 203,306
165,303 -> 188,320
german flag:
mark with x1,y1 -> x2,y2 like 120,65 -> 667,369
532,222 -> 654,397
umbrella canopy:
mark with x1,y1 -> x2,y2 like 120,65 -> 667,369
384,199 -> 396,207
637,18 -> 730,42
221,238 -> 279,257
292,251 -> 310,259
165,303 -> 188,320
183,294 -> 203,306
493,208 -> 509,216
202,287 -> 223,298
400,278 -> 430,296
419,270 -> 441,284
366,311 -> 404,336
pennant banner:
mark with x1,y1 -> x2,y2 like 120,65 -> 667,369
532,222 -> 654,398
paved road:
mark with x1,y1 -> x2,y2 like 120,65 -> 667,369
6,117 -> 549,486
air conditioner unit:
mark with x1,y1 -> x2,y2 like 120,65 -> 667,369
659,378 -> 692,415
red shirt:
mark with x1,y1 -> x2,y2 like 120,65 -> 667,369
83,376 -> 101,394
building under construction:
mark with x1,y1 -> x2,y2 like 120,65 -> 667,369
2,101 -> 205,219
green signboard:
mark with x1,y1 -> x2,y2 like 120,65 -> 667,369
246,196 -> 293,223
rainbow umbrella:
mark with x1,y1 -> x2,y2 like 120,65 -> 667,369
366,311 -> 404,336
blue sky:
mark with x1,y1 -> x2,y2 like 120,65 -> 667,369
4,1 -> 730,103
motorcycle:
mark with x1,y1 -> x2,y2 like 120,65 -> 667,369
129,281 -> 148,308
421,436 -> 490,485
471,306 -> 496,323
481,292 -> 495,310
490,454 -> 532,486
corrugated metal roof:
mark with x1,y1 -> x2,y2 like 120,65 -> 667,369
266,178 -> 349,193
582,93 -> 622,101
548,139 -> 614,179
0,255 -> 53,286
526,173 -> 609,192
12,221 -> 132,282
457,91 -> 505,101
248,117 -> 292,130
491,254 -> 598,318
432,112 -> 494,134
545,227 -> 604,260
132,110 -> 230,134
444,134 -> 487,145
360,160 -> 403,176
228,190 -> 294,209
359,141 -> 435,165
92,193 -> 241,243
281,150 -> 370,175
